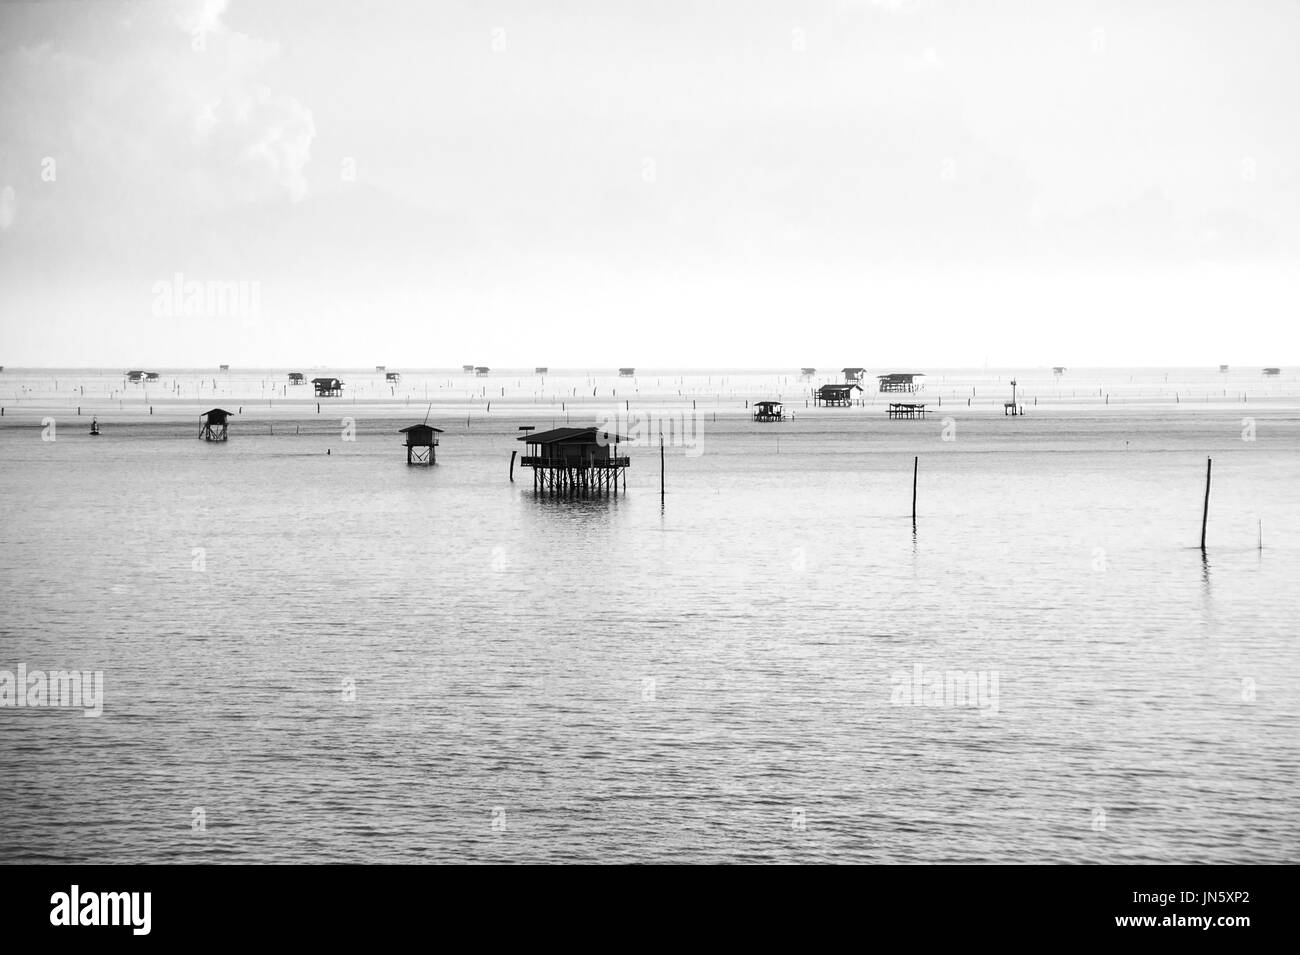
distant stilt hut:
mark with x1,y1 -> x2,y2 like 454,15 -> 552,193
312,376 -> 344,397
144,372 -> 160,382
462,364 -> 475,373
1052,366 -> 1066,376
375,365 -> 386,373
619,367 -> 636,377
1219,365 -> 1229,373
126,370 -> 144,383
517,427 -> 630,495
800,367 -> 816,378
877,372 -> 924,393
385,372 -> 401,382
754,400 -> 784,421
814,383 -> 862,406
887,402 -> 928,419
474,366 -> 490,377
399,423 -> 444,465
199,408 -> 233,441
842,367 -> 866,383
219,364 -> 230,372
288,372 -> 304,385
1263,367 -> 1281,376
535,367 -> 548,375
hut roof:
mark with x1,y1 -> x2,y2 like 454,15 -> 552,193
818,383 -> 862,393
398,424 -> 445,434
877,372 -> 924,380
842,366 -> 866,373
311,376 -> 342,384
517,426 -> 628,445
200,408 -> 234,418
755,400 -> 783,407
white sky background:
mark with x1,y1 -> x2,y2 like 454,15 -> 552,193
0,0 -> 1296,368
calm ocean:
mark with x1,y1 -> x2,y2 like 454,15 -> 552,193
1,367 -> 1297,863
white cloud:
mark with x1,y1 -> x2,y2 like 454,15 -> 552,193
0,0 -> 315,210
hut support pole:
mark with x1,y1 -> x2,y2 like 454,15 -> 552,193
1200,457 -> 1212,553
912,456 -> 918,524
660,435 -> 665,507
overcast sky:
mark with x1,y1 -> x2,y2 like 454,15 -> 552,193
1,0 -> 1296,368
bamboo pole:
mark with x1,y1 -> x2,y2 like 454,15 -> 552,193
660,434 -> 665,506
912,456 -> 918,524
1200,457 -> 1212,552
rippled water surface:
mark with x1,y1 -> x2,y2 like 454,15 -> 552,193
2,368 -> 1298,863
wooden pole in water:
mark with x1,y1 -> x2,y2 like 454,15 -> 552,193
1200,457 -> 1212,553
912,456 -> 918,523
660,434 -> 665,506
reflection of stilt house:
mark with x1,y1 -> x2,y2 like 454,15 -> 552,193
814,384 -> 862,406
518,427 -> 630,495
619,367 -> 635,377
289,372 -> 304,385
399,423 -> 443,465
199,408 -> 232,441
312,377 -> 344,397
754,400 -> 784,421
877,372 -> 924,393
842,367 -> 866,383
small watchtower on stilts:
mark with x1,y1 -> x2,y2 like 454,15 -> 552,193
399,423 -> 443,465
199,408 -> 232,441
517,427 -> 630,495
1004,378 -> 1023,416
754,400 -> 784,421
